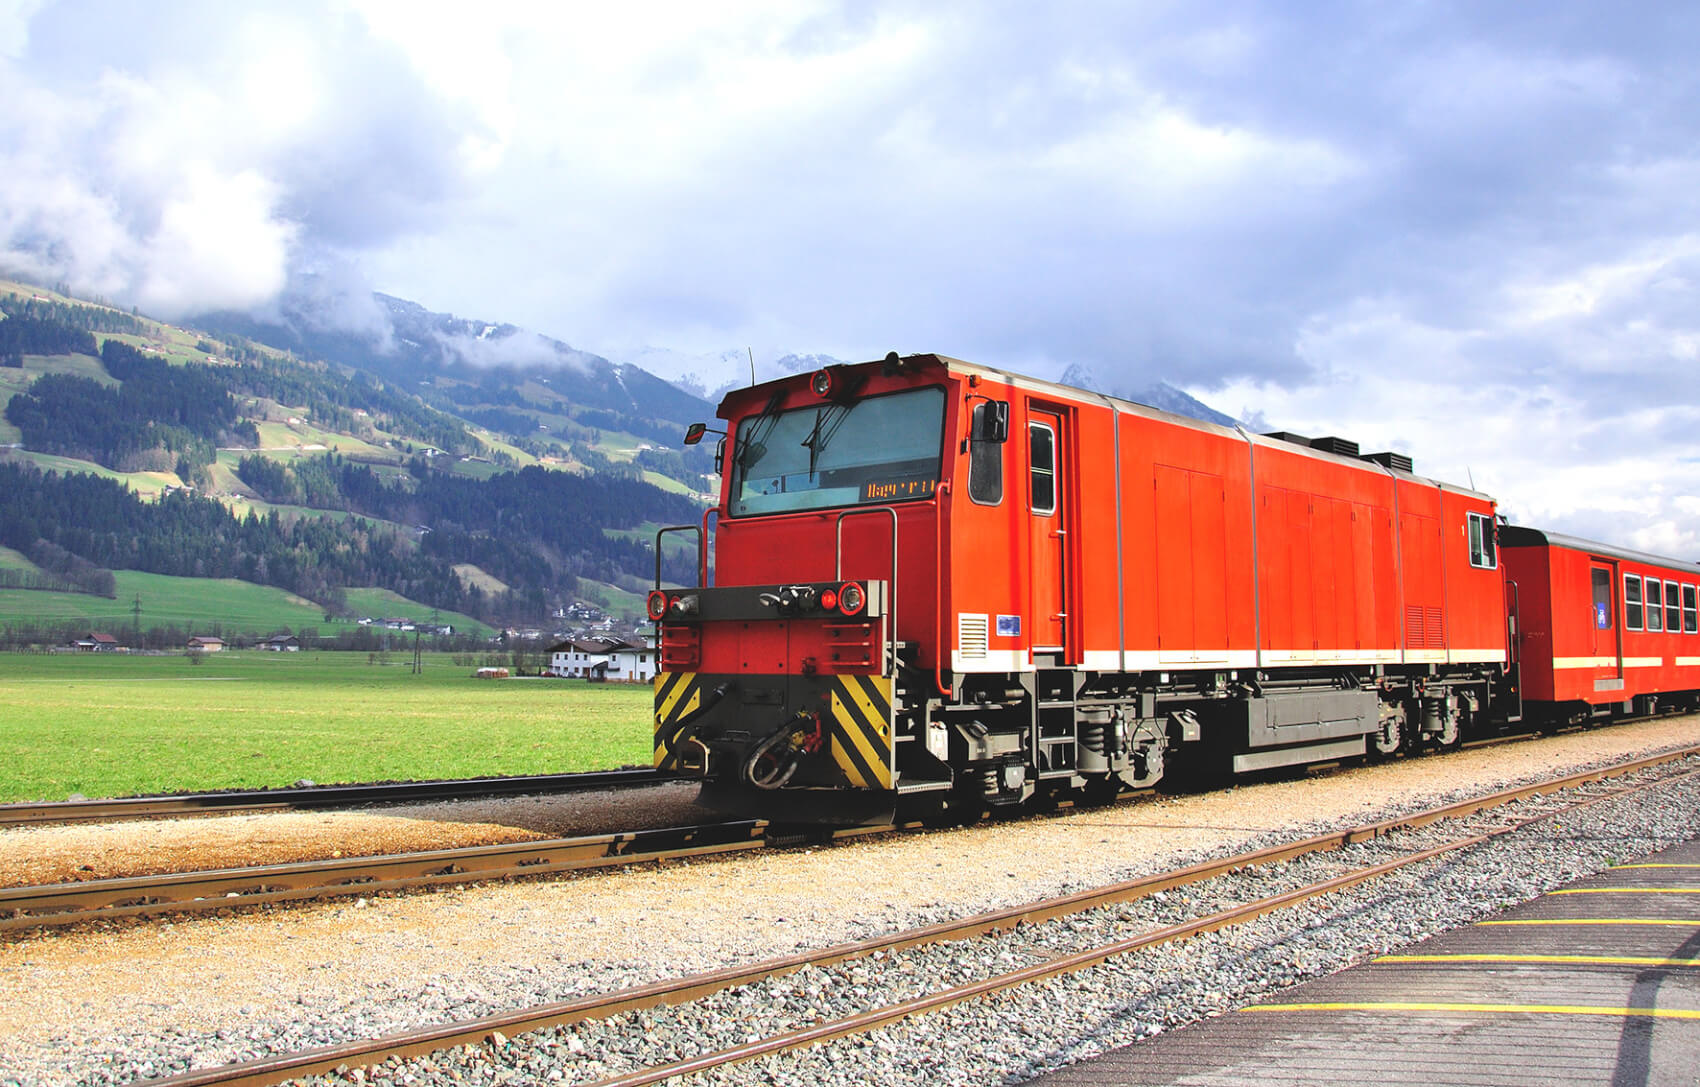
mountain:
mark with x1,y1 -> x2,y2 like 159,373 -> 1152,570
0,280 -> 707,635
1057,363 -> 1242,428
192,282 -> 713,455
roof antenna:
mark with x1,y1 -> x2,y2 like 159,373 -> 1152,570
1467,466 -> 1476,490
748,347 -> 756,387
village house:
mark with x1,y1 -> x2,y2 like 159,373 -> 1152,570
545,633 -> 657,682
187,636 -> 225,652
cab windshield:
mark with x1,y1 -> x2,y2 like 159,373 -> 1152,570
730,386 -> 945,516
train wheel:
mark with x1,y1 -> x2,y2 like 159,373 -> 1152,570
1371,711 -> 1404,758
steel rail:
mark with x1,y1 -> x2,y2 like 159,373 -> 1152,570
0,768 -> 676,828
127,742 -> 1700,1087
0,819 -> 767,931
583,755 -> 1700,1087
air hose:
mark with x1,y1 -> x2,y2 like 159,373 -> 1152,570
744,710 -> 824,790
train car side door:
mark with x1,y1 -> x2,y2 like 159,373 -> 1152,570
1590,560 -> 1624,692
1028,411 -> 1067,655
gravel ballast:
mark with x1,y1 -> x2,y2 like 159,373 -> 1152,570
2,716 -> 1698,1087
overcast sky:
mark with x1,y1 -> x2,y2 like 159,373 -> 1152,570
3,0 -> 1698,555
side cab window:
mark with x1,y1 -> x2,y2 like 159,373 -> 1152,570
1467,512 -> 1497,569
968,400 -> 1008,504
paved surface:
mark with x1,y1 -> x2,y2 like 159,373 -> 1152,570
1029,838 -> 1700,1086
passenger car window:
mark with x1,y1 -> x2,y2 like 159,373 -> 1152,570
1591,569 -> 1612,629
1685,584 -> 1698,635
1646,578 -> 1663,631
1625,575 -> 1644,631
1666,581 -> 1682,634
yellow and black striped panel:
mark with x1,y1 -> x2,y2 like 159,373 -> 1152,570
654,671 -> 704,770
826,674 -> 894,790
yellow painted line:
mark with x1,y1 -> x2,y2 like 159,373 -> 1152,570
1377,953 -> 1700,968
1241,1001 -> 1700,1020
1550,887 -> 1700,895
1610,864 -> 1700,870
1480,919 -> 1700,927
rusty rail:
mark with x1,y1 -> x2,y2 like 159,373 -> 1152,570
127,742 -> 1700,1087
0,819 -> 766,931
0,768 -> 676,827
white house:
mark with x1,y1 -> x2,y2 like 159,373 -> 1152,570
546,633 -> 658,682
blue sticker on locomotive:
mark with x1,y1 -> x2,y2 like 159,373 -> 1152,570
1595,601 -> 1610,629
996,614 -> 1021,637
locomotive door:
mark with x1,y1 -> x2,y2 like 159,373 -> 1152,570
1028,410 -> 1067,655
1590,560 -> 1624,691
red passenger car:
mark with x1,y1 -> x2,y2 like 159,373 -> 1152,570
653,354 -> 1511,821
1500,527 -> 1700,717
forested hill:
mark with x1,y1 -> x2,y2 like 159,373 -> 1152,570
0,283 -> 711,627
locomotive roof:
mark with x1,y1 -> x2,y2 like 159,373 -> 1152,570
716,353 -> 1494,502
1499,525 -> 1700,572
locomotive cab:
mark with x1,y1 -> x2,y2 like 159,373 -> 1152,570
654,354 -> 972,822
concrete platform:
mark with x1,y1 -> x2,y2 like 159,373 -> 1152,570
1028,838 -> 1700,1086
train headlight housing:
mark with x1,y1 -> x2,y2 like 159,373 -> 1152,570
646,591 -> 669,621
837,582 -> 865,616
811,368 -> 834,397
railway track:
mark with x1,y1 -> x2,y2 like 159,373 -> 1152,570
122,742 -> 1700,1087
0,817 -> 780,931
0,767 -> 675,827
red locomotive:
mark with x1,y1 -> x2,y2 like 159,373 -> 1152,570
649,353 -> 1700,821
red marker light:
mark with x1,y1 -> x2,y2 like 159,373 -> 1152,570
819,589 -> 839,611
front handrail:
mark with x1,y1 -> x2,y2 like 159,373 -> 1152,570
835,506 -> 899,677
654,524 -> 702,589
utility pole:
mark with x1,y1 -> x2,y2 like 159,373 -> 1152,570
413,628 -> 422,674
132,594 -> 141,639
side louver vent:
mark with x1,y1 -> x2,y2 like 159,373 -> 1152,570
958,613 -> 989,659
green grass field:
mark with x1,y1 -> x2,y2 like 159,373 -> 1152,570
0,651 -> 654,802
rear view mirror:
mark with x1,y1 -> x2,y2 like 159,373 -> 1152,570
684,422 -> 708,446
974,400 -> 1010,443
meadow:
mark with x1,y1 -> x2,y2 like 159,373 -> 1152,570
0,651 -> 653,802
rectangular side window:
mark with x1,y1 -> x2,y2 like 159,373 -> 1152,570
1029,422 -> 1056,515
1591,568 -> 1613,630
1666,581 -> 1682,635
1685,584 -> 1697,634
1467,512 -> 1497,569
1625,574 -> 1644,631
968,401 -> 1004,505
1646,577 -> 1663,631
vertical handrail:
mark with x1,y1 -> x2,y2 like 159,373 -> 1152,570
699,508 -> 719,587
834,506 -> 899,678
653,524 -> 702,589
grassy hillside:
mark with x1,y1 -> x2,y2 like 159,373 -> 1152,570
0,569 -> 490,638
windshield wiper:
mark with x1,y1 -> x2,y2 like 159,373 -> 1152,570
801,401 -> 855,479
737,389 -> 788,471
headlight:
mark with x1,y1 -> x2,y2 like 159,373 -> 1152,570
838,582 -> 865,616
